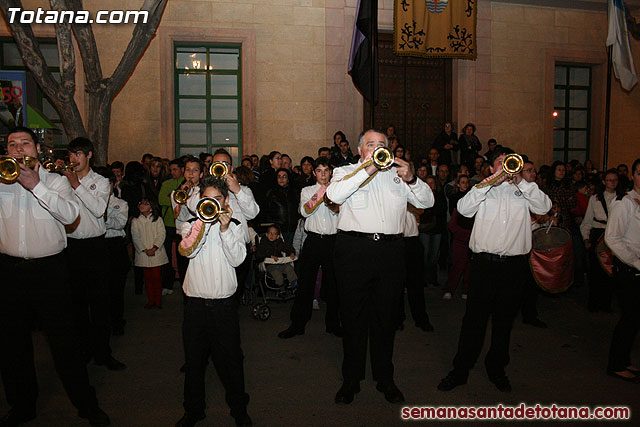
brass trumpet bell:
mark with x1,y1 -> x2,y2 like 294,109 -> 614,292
0,156 -> 37,182
372,146 -> 394,170
195,197 -> 230,223
503,153 -> 524,175
209,161 -> 228,178
475,153 -> 524,188
173,189 -> 189,205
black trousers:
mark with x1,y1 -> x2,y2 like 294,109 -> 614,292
0,253 -> 98,412
290,233 -> 340,331
162,226 -> 177,290
452,254 -> 526,379
182,297 -> 249,416
398,236 -> 429,327
587,228 -> 614,311
66,236 -> 112,361
607,262 -> 640,372
105,237 -> 130,330
520,264 -> 539,322
333,233 -> 405,383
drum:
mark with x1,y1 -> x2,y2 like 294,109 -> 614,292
595,235 -> 614,277
529,226 -> 574,293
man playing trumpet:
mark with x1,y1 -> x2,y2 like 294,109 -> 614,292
326,129 -> 434,405
0,127 -> 110,425
437,147 -> 551,393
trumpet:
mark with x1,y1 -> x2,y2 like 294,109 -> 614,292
0,155 -> 38,182
195,197 -> 231,223
475,153 -> 524,188
41,159 -> 78,174
173,188 -> 190,205
209,161 -> 228,178
371,146 -> 395,170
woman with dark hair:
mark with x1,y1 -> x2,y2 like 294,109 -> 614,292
543,161 -> 576,228
330,130 -> 352,160
264,168 -> 300,244
432,121 -> 459,166
258,151 -> 282,190
544,160 -> 588,286
296,156 -> 316,189
604,158 -> 640,383
458,123 -> 482,168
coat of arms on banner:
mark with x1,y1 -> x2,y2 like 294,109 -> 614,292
426,0 -> 448,14
395,0 -> 477,59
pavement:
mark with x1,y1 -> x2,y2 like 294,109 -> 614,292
1,276 -> 638,426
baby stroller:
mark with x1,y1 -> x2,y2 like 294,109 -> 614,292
250,232 -> 298,321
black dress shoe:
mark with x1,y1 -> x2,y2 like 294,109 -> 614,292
0,408 -> 36,427
437,372 -> 467,391
175,412 -> 205,427
416,321 -> 434,332
523,318 -> 547,328
78,406 -> 110,426
334,381 -> 360,404
376,381 -> 405,403
326,326 -> 343,337
277,326 -> 304,339
489,375 -> 512,392
94,355 -> 127,371
607,370 -> 640,383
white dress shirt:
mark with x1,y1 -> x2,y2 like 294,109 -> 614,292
326,163 -> 434,234
605,189 -> 640,271
580,191 -> 616,241
105,194 -> 128,239
131,214 -> 169,268
403,208 -> 419,237
0,167 -> 79,258
299,183 -> 338,235
173,184 -> 259,244
458,179 -> 552,256
67,169 -> 110,239
182,220 -> 247,299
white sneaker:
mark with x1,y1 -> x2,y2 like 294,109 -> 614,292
312,299 -> 320,310
442,292 -> 452,300
461,294 -> 468,300
162,289 -> 174,296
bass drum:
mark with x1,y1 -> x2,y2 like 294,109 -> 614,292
529,226 -> 574,293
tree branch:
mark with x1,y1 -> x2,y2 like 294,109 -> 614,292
107,0 -> 167,99
50,0 -> 75,100
0,0 -> 63,101
66,0 -> 103,91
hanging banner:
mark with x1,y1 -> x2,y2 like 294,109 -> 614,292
394,0 -> 477,59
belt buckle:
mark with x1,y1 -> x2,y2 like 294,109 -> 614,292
373,233 -> 381,241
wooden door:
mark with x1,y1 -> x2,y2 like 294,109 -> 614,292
364,32 -> 452,162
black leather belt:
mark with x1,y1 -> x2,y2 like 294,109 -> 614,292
473,252 -> 525,263
307,231 -> 336,239
338,230 -> 403,241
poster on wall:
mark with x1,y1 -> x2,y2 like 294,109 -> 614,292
0,70 -> 27,129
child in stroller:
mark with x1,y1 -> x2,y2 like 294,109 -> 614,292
255,224 -> 297,290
